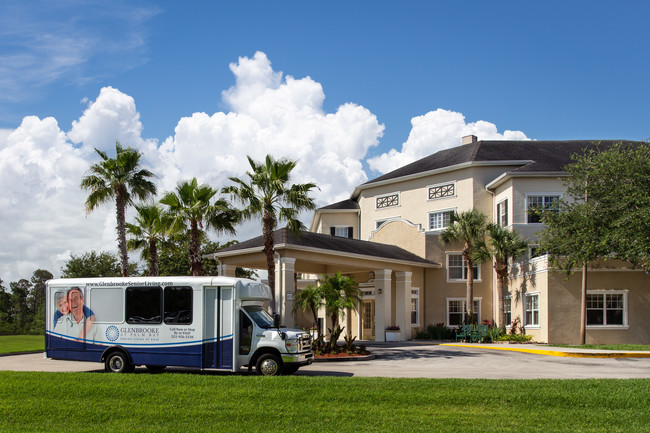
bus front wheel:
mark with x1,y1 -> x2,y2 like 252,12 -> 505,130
256,353 -> 283,376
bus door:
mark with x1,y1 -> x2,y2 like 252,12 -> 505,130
202,286 -> 234,370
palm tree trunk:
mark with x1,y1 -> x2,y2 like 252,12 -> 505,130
466,262 -> 474,325
189,219 -> 202,276
149,237 -> 159,276
263,212 -> 276,311
115,188 -> 129,277
495,262 -> 507,329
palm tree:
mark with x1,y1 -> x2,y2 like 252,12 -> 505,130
80,141 -> 157,276
160,178 -> 239,276
440,209 -> 489,325
475,224 -> 529,329
223,155 -> 317,309
319,272 -> 360,350
126,204 -> 170,276
292,284 -> 324,339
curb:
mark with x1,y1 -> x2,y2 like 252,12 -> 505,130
441,344 -> 650,358
313,354 -> 375,362
0,350 -> 44,358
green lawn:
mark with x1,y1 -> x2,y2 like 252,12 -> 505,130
0,335 -> 44,354
551,344 -> 650,351
0,372 -> 648,432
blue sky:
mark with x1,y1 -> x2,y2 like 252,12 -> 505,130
1,0 -> 649,282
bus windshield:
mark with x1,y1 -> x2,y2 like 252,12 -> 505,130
243,306 -> 275,329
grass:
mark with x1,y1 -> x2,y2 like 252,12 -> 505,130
0,335 -> 44,354
551,344 -> 650,351
0,372 -> 649,432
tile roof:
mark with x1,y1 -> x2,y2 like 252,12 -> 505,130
363,139 -> 639,185
214,228 -> 439,267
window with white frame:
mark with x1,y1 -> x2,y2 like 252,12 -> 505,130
504,295 -> 512,327
428,210 -> 454,230
411,289 -> 419,326
586,290 -> 627,326
526,195 -> 560,223
376,193 -> 399,209
447,298 -> 480,326
330,226 -> 353,238
525,293 -> 539,326
447,253 -> 480,281
497,199 -> 508,227
428,182 -> 456,200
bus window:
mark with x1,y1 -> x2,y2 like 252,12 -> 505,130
239,310 -> 252,355
164,286 -> 193,325
126,286 -> 162,324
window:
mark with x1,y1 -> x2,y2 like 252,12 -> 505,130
164,286 -> 193,325
429,210 -> 454,230
429,182 -> 455,200
586,291 -> 627,326
411,289 -> 419,326
447,299 -> 480,326
126,286 -> 162,324
89,288 -> 123,323
527,195 -> 560,223
504,296 -> 512,327
525,293 -> 539,326
376,193 -> 399,209
330,226 -> 353,238
447,253 -> 480,281
529,245 -> 547,260
239,310 -> 253,355
497,199 -> 508,227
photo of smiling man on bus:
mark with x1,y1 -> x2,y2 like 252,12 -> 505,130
53,287 -> 96,340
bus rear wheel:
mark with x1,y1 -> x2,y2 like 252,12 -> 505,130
105,351 -> 133,373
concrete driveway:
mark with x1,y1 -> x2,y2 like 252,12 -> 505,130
2,343 -> 649,379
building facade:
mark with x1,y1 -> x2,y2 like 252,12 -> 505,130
213,136 -> 649,344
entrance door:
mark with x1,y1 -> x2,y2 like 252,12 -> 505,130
361,300 -> 375,340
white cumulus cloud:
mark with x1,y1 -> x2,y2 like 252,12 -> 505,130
367,108 -> 529,174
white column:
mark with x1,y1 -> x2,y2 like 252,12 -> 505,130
274,257 -> 296,328
395,271 -> 412,341
373,269 -> 392,342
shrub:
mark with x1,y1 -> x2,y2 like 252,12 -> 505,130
415,323 -> 456,340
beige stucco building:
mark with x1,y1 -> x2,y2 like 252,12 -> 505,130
212,136 -> 649,344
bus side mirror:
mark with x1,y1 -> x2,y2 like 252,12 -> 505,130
273,313 -> 281,329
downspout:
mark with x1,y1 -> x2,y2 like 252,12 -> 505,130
485,184 -> 498,324
274,252 -> 282,321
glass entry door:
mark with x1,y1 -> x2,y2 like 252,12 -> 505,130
361,300 -> 375,340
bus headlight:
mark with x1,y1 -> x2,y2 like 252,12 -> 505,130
285,338 -> 299,353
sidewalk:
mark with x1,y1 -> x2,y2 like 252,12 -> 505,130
363,340 -> 650,358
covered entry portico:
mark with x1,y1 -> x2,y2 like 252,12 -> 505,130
206,229 -> 440,341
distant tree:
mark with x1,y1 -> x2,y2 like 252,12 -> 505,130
224,155 -> 317,311
538,141 -> 650,344
161,178 -> 239,276
61,251 -> 136,278
28,269 -> 53,332
80,141 -> 157,276
127,204 -> 170,276
475,225 -> 528,329
0,278 -> 16,334
9,279 -> 31,331
440,209 -> 490,325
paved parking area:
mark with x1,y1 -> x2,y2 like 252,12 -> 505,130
2,343 -> 649,379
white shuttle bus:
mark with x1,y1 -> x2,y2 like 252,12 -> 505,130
45,277 -> 313,375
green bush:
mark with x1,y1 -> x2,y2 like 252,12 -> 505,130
497,333 -> 533,343
415,323 -> 456,340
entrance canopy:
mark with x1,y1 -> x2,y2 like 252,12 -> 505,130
206,228 -> 440,341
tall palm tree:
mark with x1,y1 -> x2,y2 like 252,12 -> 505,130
292,284 -> 324,339
160,178 -> 239,276
440,209 -> 489,325
223,155 -> 317,309
319,272 -> 360,350
475,224 -> 529,329
80,142 -> 157,276
126,204 -> 170,276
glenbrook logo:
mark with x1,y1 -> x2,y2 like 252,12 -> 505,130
106,326 -> 119,341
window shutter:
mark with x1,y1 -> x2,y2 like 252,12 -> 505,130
330,227 -> 335,236
347,227 -> 354,238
